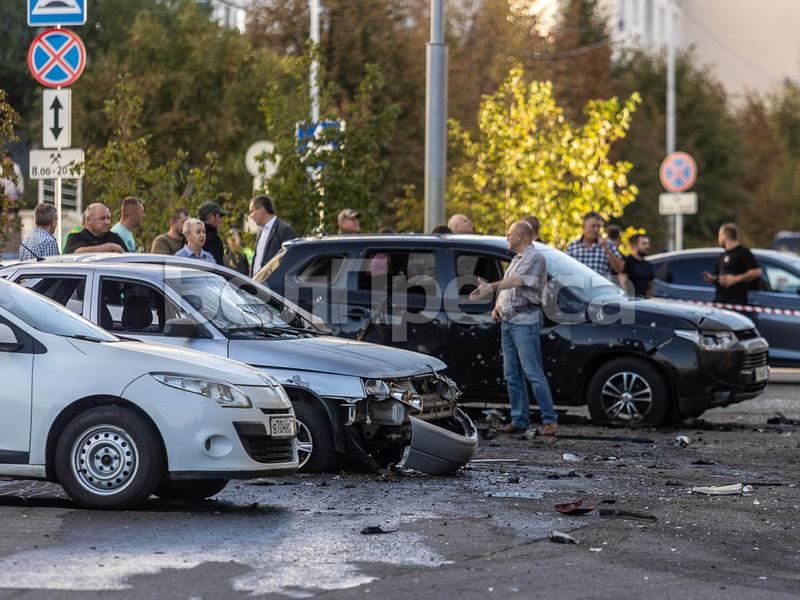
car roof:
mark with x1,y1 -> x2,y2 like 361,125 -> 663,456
3,260 -> 214,279
285,234 -> 532,252
648,247 -> 798,262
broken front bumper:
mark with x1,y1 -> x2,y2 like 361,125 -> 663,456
403,408 -> 479,475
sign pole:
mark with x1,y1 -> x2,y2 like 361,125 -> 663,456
666,1 -> 679,250
54,175 -> 63,249
424,0 -> 447,234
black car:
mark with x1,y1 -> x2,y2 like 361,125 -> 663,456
257,235 -> 769,425
648,248 -> 800,368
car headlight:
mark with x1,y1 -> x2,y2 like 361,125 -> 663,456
363,379 -> 390,399
675,329 -> 737,351
259,373 -> 292,405
151,373 -> 252,408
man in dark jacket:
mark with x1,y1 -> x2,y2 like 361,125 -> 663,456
198,201 -> 228,265
249,194 -> 295,275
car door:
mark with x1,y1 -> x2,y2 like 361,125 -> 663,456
93,274 -> 229,357
651,255 -> 717,302
748,259 -> 800,367
12,272 -> 91,320
0,315 -> 35,463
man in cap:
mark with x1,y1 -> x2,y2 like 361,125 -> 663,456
198,200 -> 228,265
338,208 -> 361,234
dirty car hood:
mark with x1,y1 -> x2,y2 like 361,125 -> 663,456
229,336 -> 448,378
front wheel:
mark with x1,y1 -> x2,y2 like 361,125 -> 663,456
154,479 -> 228,501
292,401 -> 337,472
587,357 -> 671,426
54,406 -> 164,509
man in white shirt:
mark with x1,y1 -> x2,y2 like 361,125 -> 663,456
249,195 -> 295,275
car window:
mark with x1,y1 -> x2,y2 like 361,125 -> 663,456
99,278 -> 187,334
296,255 -> 346,284
663,257 -> 715,287
455,253 -> 509,297
762,261 -> 800,294
358,251 -> 437,295
16,275 -> 86,314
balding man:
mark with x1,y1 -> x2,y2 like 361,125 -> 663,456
66,203 -> 127,254
447,213 -> 474,234
470,220 -> 557,436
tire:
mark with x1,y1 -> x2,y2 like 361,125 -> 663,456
587,357 -> 671,426
54,405 -> 164,510
292,401 -> 337,472
154,479 -> 229,501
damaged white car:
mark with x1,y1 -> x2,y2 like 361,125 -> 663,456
1,257 -> 479,474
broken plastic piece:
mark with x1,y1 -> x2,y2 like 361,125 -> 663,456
550,530 -> 580,544
691,483 -> 746,496
485,490 -> 543,499
554,498 -> 595,515
360,525 -> 398,535
674,435 -> 690,448
562,453 -> 582,462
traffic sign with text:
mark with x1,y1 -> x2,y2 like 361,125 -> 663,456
28,0 -> 87,27
27,28 -> 86,88
43,89 -> 71,148
29,148 -> 84,180
660,151 -> 697,193
659,192 -> 698,216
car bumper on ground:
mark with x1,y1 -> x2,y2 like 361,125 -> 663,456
403,408 -> 479,475
122,376 -> 299,478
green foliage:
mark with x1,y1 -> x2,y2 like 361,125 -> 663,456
0,90 -> 21,246
260,63 -> 400,235
448,68 -> 640,248
82,78 -> 224,249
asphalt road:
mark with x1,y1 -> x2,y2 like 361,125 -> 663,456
0,384 -> 798,599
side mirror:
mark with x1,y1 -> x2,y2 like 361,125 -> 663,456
0,324 -> 23,352
164,317 -> 201,338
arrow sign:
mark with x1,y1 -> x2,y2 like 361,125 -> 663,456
43,89 -> 71,148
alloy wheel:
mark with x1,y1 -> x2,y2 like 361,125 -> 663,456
600,372 -> 653,423
295,419 -> 313,469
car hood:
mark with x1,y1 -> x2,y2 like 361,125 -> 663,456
68,339 -> 267,386
229,335 -> 447,378
631,298 -> 755,331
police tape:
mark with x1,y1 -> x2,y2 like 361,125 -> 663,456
681,299 -> 800,317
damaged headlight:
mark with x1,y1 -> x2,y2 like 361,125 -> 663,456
363,379 -> 390,399
151,373 -> 252,408
675,329 -> 737,351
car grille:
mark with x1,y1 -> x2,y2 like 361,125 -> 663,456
233,422 -> 295,464
260,408 -> 292,416
741,350 -> 768,370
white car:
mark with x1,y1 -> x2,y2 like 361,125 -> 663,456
0,278 -> 297,509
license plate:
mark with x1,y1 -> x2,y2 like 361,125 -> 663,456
754,365 -> 769,382
270,417 -> 295,438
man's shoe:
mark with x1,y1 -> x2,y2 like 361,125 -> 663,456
539,423 -> 558,436
500,423 -> 528,434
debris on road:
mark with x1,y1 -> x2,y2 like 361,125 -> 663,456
690,483 -> 753,496
766,412 -> 800,426
485,490 -> 543,499
674,435 -> 690,448
562,453 -> 582,462
360,525 -> 398,535
550,531 -> 580,544
554,498 -> 595,515
598,510 -> 657,522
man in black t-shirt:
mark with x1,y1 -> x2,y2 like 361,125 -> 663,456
621,233 -> 654,297
702,223 -> 762,305
65,203 -> 127,254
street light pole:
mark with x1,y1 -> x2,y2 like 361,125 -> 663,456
666,0 -> 679,250
309,0 -> 320,123
424,0 -> 447,233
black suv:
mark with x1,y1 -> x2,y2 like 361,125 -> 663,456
257,235 -> 769,425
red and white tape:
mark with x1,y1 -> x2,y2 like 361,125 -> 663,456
681,299 -> 800,317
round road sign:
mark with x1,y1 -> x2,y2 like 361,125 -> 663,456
245,140 -> 278,178
660,151 -> 697,193
27,28 -> 86,88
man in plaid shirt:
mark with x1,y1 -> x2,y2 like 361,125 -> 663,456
567,212 -> 624,278
19,203 -> 59,261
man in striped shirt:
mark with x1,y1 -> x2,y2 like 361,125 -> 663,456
19,203 -> 59,261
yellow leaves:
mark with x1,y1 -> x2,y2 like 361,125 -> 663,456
448,68 -> 641,248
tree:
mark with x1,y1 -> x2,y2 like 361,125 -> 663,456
0,90 -> 21,247
261,63 -> 400,234
447,68 -> 640,247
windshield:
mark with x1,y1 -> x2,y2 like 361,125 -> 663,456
0,280 -> 118,341
540,247 -> 625,302
165,272 -> 315,336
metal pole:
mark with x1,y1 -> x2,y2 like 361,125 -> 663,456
55,177 -> 63,250
666,1 -> 680,250
309,0 -> 320,123
424,0 -> 447,233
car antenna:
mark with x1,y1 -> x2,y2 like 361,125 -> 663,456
19,241 -> 44,262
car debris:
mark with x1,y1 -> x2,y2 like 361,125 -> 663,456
360,525 -> 398,535
562,453 -> 582,462
550,531 -> 580,544
554,498 -> 595,515
674,435 -> 690,447
691,483 -> 753,495
485,491 -> 543,499
766,412 -> 800,426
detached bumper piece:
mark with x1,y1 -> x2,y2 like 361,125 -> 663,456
403,409 -> 478,475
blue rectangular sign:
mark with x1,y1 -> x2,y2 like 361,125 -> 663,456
28,0 -> 87,27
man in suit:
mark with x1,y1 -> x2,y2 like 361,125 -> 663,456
249,194 -> 295,275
